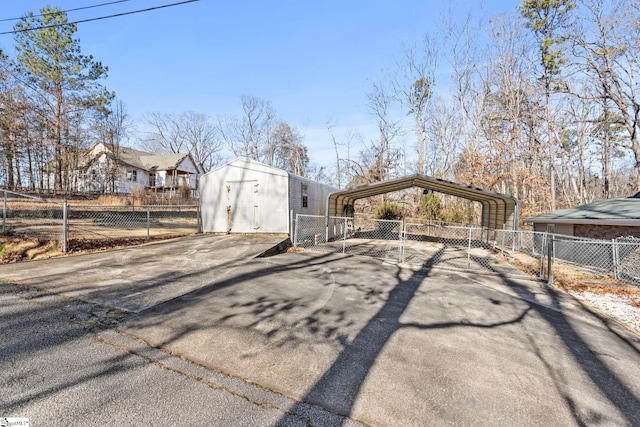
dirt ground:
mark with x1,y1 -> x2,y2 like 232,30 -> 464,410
0,233 -> 191,263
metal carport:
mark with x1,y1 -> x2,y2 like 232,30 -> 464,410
326,174 -> 519,230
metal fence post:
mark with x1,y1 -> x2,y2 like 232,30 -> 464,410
467,226 -> 472,269
612,238 -> 619,280
289,209 -> 294,238
146,207 -> 150,240
399,220 -> 405,263
2,190 -> 6,232
547,235 -> 554,285
293,214 -> 299,246
342,217 -> 347,254
62,202 -> 68,252
539,232 -> 547,280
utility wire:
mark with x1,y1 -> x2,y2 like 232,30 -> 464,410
0,0 -> 199,36
0,0 -> 132,23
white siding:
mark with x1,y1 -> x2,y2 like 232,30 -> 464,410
288,175 -> 333,219
200,158 -> 289,233
200,158 -> 335,234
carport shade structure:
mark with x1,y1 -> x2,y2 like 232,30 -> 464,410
326,174 -> 519,230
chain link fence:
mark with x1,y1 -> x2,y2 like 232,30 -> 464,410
295,215 -> 402,261
401,223 -> 525,275
1,190 -> 201,252
2,190 -> 65,241
67,204 -> 200,241
294,214 -> 640,285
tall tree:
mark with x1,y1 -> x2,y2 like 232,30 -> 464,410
14,6 -> 111,191
367,78 -> 402,183
568,0 -> 640,193
0,52 -> 23,189
94,98 -> 131,191
394,37 -> 437,174
520,0 -> 576,210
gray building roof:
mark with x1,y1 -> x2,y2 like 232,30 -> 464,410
525,197 -> 640,226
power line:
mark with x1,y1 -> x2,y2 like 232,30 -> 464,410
0,0 -> 132,23
0,0 -> 199,36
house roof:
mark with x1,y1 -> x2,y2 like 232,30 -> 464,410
94,143 -> 194,172
525,197 -> 640,226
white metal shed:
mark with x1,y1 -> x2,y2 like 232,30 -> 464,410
200,157 -> 336,234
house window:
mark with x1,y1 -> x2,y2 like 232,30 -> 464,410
301,184 -> 308,208
149,173 -> 156,187
127,170 -> 137,182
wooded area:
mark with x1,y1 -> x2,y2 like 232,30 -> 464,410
1,1 -> 639,222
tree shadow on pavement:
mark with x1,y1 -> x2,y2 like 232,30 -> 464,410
272,247 -> 536,426
505,278 -> 640,426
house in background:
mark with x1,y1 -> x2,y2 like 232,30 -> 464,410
524,195 -> 640,239
46,142 -> 204,197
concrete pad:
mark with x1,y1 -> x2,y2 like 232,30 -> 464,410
0,234 -> 286,312
119,252 -> 640,426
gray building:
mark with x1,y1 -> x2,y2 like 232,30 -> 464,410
200,158 -> 335,234
525,196 -> 640,239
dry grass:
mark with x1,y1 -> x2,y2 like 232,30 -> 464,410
0,233 -> 194,263
505,252 -> 640,308
0,235 -> 63,262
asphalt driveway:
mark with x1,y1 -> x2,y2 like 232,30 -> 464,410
2,235 -> 640,426
0,234 -> 286,312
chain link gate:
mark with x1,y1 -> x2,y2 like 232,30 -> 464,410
293,214 -> 640,284
293,215 -> 527,277
294,214 -> 403,262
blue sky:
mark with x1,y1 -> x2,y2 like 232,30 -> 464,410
0,0 -> 522,167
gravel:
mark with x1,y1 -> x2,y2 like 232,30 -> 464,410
569,291 -> 640,333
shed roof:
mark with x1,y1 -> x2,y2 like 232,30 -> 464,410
525,197 -> 640,226
327,174 -> 519,230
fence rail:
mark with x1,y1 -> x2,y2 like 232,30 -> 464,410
294,214 -> 640,286
1,190 -> 200,252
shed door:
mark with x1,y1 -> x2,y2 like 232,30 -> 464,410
226,181 -> 260,232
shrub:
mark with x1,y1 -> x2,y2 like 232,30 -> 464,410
374,201 -> 404,221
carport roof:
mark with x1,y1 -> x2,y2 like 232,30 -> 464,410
327,174 -> 519,230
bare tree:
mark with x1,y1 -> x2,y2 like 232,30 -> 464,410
142,111 -> 222,172
394,36 -> 438,174
93,99 -> 131,191
218,95 -> 277,162
568,0 -> 640,192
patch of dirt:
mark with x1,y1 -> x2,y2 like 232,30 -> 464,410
0,233 -> 189,263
